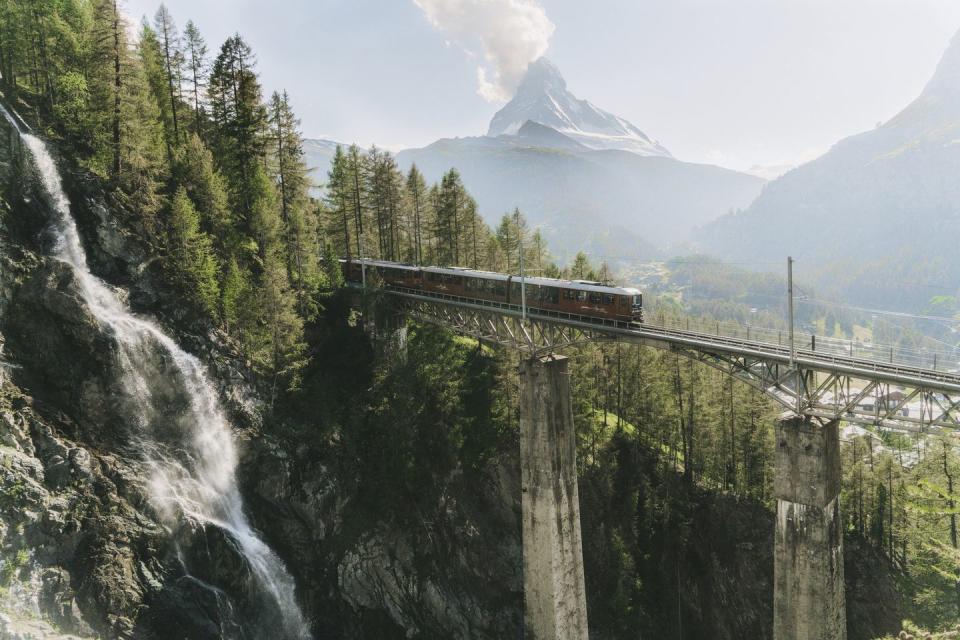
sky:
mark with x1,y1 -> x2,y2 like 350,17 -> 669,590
123,0 -> 960,173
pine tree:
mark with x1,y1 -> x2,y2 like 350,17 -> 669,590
463,195 -> 483,269
182,20 -> 208,139
88,0 -> 125,178
241,253 -> 306,406
166,187 -> 219,315
434,168 -> 470,266
153,5 -> 182,144
208,34 -> 268,222
325,145 -> 353,258
365,147 -> 404,261
346,144 -> 367,258
530,229 -> 550,275
138,22 -> 174,162
495,209 -> 529,274
268,90 -> 308,226
173,133 -> 232,246
285,200 -> 323,319
221,256 -> 248,334
405,164 -> 427,264
246,163 -> 283,265
266,90 -> 322,315
320,240 -> 344,289
569,251 -> 594,280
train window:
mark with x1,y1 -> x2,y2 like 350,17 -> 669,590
545,287 -> 560,304
525,284 -> 539,300
603,294 -> 615,305
576,291 -> 587,302
563,289 -> 575,300
428,272 -> 439,282
452,276 -> 463,285
589,292 -> 601,304
620,296 -> 628,307
465,278 -> 475,291
495,283 -> 506,296
633,295 -> 642,305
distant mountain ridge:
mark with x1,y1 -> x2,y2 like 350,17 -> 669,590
305,58 -> 766,262
397,135 -> 763,262
488,58 -> 671,157
303,138 -> 344,191
698,27 -> 960,310
397,59 -> 763,260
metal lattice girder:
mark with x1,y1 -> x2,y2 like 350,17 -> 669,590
668,346 -> 960,431
369,286 -> 960,431
400,295 -> 606,354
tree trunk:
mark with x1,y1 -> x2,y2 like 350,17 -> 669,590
111,0 -> 121,178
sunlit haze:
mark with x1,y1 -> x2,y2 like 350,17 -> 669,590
122,0 -> 960,173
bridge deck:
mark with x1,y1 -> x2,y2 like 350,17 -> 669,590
378,285 -> 960,393
359,285 -> 960,430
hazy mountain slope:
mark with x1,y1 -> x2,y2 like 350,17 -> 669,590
488,58 -> 671,157
306,59 -> 764,262
699,30 -> 960,310
303,138 -> 343,191
397,135 -> 764,262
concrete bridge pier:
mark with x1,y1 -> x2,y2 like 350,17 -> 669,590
364,307 -> 408,361
774,415 -> 846,640
519,354 -> 589,640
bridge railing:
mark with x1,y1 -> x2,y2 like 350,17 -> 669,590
642,313 -> 960,374
375,284 -> 960,376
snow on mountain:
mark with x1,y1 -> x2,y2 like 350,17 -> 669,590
487,57 -> 671,157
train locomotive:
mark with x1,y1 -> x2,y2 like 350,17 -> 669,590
340,258 -> 644,325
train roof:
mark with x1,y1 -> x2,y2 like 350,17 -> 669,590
342,258 -> 642,295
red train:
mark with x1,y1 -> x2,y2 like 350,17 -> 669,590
340,258 -> 644,324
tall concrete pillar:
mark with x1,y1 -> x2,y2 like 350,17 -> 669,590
519,354 -> 588,640
365,308 -> 407,361
773,416 -> 846,640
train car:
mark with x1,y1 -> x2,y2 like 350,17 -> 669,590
340,258 -> 643,324
341,258 -> 423,288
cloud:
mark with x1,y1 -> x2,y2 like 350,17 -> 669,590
414,0 -> 555,103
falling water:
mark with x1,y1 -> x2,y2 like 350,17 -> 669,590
1,104 -> 311,638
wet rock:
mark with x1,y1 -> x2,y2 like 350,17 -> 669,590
40,567 -> 96,637
43,455 -> 71,490
142,574 -> 246,640
66,448 -> 91,481
6,262 -> 121,447
176,521 -> 255,603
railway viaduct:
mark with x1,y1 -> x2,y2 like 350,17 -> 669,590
356,278 -> 960,640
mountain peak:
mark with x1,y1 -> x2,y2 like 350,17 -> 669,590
516,57 -> 566,93
487,58 -> 671,157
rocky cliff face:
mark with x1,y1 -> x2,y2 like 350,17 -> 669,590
0,108 -> 283,639
0,103 -> 525,639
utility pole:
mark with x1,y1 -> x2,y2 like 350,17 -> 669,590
360,229 -> 366,290
517,210 -> 527,321
788,256 -> 801,414
787,256 -> 795,368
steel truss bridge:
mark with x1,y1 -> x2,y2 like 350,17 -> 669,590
361,285 -> 960,431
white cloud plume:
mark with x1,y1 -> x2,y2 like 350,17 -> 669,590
414,0 -> 555,103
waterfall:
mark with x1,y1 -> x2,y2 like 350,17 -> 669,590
1,104 -> 311,639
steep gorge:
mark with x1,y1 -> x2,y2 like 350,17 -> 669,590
0,99 -> 909,640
